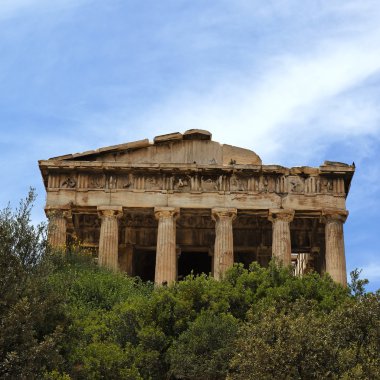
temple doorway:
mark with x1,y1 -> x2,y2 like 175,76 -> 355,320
133,250 -> 156,282
177,251 -> 212,280
234,251 -> 257,269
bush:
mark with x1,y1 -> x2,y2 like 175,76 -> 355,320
2,191 -> 379,379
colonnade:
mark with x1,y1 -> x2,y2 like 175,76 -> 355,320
47,206 -> 348,286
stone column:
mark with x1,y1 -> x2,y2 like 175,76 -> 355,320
212,208 -> 237,280
268,209 -> 295,265
154,207 -> 180,285
322,209 -> 348,286
97,206 -> 123,271
46,208 -> 70,249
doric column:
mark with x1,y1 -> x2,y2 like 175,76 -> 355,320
212,208 -> 237,280
97,206 -> 123,271
322,209 -> 348,286
154,207 -> 180,285
268,209 -> 295,265
46,207 -> 71,249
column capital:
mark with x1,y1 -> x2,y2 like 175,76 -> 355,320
268,208 -> 295,223
321,209 -> 348,223
211,207 -> 237,221
45,206 -> 72,219
154,207 -> 180,220
97,205 -> 123,219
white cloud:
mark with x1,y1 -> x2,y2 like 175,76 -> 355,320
115,30 -> 380,165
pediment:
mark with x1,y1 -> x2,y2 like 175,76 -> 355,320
49,130 -> 262,166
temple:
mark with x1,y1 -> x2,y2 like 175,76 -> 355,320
39,129 -> 354,285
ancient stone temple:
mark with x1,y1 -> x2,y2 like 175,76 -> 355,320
39,129 -> 355,286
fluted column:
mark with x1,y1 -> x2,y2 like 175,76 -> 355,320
154,207 -> 180,285
268,209 -> 295,265
98,206 -> 123,271
212,208 -> 237,280
46,208 -> 70,249
322,209 -> 348,286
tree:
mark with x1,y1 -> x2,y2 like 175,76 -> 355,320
0,189 -> 66,379
169,311 -> 239,380
228,294 -> 380,380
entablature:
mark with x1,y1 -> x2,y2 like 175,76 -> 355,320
39,160 -> 354,198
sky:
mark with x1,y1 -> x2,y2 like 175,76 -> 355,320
0,0 -> 379,290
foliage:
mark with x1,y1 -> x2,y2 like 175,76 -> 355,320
0,189 -> 66,379
228,292 -> 380,380
1,191 -> 379,379
168,311 -> 239,380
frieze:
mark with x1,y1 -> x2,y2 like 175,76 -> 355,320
174,175 -> 191,191
201,175 -> 220,191
144,174 -> 163,191
61,175 -> 77,188
288,176 -> 304,193
53,170 -> 347,196
230,174 -> 247,192
117,173 -> 134,190
89,174 -> 105,189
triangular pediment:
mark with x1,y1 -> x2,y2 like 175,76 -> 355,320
48,130 -> 262,166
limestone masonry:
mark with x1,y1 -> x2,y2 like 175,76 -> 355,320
39,129 -> 354,285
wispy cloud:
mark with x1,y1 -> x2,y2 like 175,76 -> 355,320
78,25 -> 380,165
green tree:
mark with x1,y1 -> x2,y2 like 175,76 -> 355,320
169,311 -> 239,380
228,293 -> 380,379
0,190 -> 67,379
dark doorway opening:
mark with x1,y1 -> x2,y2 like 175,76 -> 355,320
178,252 -> 212,280
234,252 -> 257,269
133,250 -> 156,282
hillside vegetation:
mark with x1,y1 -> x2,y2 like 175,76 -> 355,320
1,191 -> 379,380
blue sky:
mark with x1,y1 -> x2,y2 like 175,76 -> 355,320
1,0 -> 379,289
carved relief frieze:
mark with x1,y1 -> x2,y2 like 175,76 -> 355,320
89,174 -> 106,189
319,177 -> 333,194
145,174 -> 163,191
117,173 -> 133,189
174,175 -> 191,191
61,175 -> 77,189
59,169 -> 347,197
201,175 -> 220,192
230,174 -> 248,192
288,176 -> 304,193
